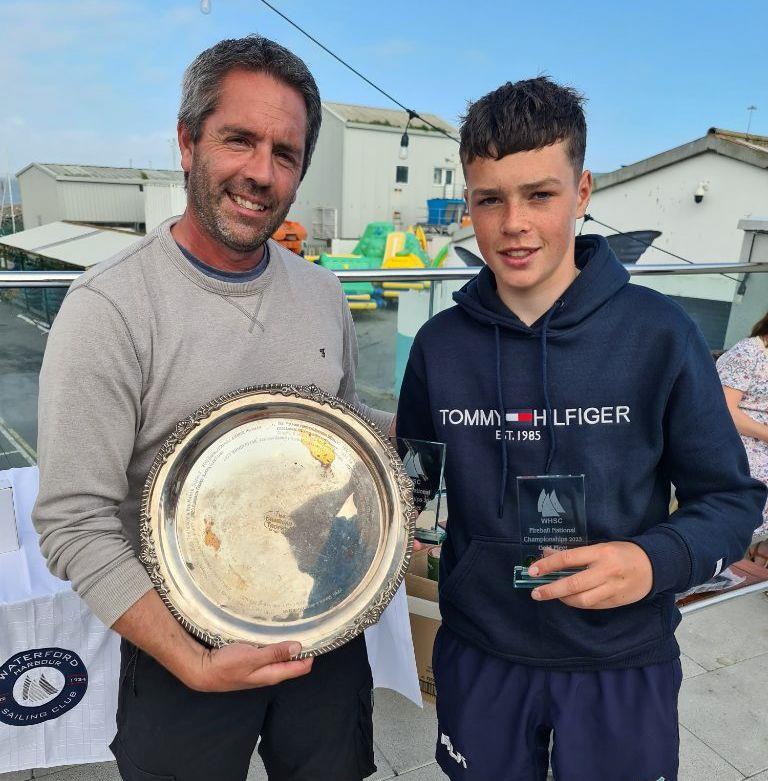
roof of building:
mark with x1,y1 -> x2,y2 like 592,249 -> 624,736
15,162 -> 184,186
0,221 -> 141,269
594,127 -> 768,191
322,101 -> 457,136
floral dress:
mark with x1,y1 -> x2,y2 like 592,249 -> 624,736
716,336 -> 768,537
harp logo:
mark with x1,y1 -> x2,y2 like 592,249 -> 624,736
0,647 -> 88,726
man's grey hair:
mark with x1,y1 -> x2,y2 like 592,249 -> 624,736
178,35 -> 322,179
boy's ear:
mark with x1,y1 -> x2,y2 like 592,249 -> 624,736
575,170 -> 593,219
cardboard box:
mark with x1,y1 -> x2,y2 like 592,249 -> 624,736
405,548 -> 441,703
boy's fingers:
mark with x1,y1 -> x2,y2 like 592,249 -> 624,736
528,545 -> 596,577
531,566 -> 602,602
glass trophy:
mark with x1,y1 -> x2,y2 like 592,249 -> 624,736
513,474 -> 587,588
396,438 -> 447,544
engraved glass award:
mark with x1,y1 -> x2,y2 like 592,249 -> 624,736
395,438 -> 447,545
513,474 -> 587,588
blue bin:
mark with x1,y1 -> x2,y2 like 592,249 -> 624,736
427,198 -> 465,226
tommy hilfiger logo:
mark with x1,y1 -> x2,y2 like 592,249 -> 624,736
440,406 -> 631,428
440,733 -> 468,768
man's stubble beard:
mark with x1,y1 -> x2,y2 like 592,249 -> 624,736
187,156 -> 293,253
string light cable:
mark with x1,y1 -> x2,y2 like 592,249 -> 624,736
255,0 -> 459,144
582,214 -> 743,286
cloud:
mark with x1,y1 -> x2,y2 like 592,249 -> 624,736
368,38 -> 417,58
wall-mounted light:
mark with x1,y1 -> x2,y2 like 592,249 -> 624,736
694,181 -> 709,204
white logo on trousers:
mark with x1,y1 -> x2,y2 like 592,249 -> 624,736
441,733 -> 468,768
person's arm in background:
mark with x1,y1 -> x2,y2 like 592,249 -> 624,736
722,386 -> 768,442
630,325 -> 766,595
33,288 -> 311,690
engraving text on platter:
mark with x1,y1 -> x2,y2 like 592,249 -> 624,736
175,418 -> 380,622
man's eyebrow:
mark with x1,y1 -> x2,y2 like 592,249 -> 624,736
218,125 -> 302,157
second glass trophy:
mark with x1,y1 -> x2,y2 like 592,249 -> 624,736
395,437 -> 447,544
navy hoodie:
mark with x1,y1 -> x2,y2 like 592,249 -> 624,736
397,235 -> 766,671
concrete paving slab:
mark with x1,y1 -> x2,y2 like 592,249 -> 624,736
372,689 -> 437,774
27,764 -> 117,781
679,653 -> 768,777
392,761 -> 445,780
679,725 -> 744,780
681,652 -> 708,679
245,742 -> 396,780
746,772 -> 768,780
677,591 -> 768,671
0,772 -> 31,781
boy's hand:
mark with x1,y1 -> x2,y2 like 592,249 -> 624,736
527,542 -> 653,608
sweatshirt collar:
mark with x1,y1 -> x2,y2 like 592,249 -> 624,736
157,217 -> 279,297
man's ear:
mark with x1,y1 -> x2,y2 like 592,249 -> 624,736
178,121 -> 194,175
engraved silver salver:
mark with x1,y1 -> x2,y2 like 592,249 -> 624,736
139,384 -> 415,657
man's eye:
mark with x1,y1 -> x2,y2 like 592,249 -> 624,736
478,197 -> 499,206
227,136 -> 249,146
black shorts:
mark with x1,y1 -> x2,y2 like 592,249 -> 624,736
110,635 -> 376,781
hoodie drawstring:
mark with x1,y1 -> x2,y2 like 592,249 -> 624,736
541,305 -> 558,474
495,305 -> 559,518
495,324 -> 508,518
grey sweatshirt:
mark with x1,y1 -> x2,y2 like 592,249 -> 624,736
32,218 -> 393,628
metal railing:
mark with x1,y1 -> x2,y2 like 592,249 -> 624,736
1,261 -> 766,614
1,260 -> 768,286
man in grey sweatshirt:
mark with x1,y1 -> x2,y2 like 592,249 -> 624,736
33,36 -> 392,781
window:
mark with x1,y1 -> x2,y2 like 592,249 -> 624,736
433,167 -> 456,185
396,166 -> 409,184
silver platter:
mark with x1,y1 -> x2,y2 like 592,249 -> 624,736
139,384 -> 415,657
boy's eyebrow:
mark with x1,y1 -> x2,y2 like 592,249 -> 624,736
471,178 -> 564,199
471,187 -> 503,198
519,177 -> 563,191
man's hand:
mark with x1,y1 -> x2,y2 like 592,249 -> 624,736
527,542 -> 653,608
188,641 -> 313,692
113,590 -> 312,693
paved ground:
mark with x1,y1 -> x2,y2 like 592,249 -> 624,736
2,590 -> 767,780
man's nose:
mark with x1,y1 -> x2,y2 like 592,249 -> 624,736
242,143 -> 275,189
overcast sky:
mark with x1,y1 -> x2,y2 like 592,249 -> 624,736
2,0 -> 766,178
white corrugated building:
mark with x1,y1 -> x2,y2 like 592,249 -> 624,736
291,102 -> 464,240
16,163 -> 184,229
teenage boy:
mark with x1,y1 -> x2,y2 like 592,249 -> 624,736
396,77 -> 766,781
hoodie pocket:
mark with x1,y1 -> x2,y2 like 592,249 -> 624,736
439,537 -> 543,659
439,536 -> 668,663
537,593 -> 666,662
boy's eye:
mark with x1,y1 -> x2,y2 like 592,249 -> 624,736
532,191 -> 553,201
478,196 -> 500,206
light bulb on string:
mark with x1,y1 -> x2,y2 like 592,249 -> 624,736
399,132 -> 409,160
